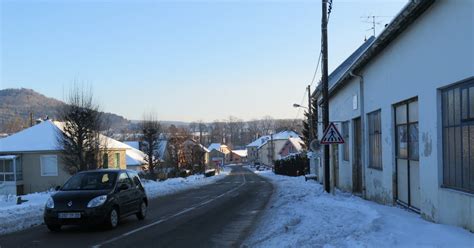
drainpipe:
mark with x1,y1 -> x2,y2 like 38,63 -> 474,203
350,71 -> 367,198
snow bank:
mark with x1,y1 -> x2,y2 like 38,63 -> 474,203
0,167 -> 230,235
0,192 -> 54,235
143,167 -> 230,199
245,171 -> 474,248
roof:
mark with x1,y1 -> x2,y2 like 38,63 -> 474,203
208,143 -> 222,152
199,144 -> 210,153
247,136 -> 271,147
155,140 -> 168,161
124,141 -> 139,150
313,36 -> 375,98
272,130 -> 300,140
314,0 -> 435,98
0,120 -> 62,153
0,120 -> 129,153
0,155 -> 18,160
124,144 -> 147,166
232,149 -> 248,157
287,137 -> 304,152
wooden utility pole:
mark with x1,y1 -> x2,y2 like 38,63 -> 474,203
307,85 -> 313,141
322,0 -> 330,193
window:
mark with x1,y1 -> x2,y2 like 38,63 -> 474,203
103,153 -> 109,169
368,110 -> 382,170
0,159 -> 15,182
41,155 -> 58,176
114,153 -> 120,168
442,77 -> 474,192
15,157 -> 22,181
118,172 -> 132,188
128,171 -> 143,189
395,100 -> 419,161
342,121 -> 350,161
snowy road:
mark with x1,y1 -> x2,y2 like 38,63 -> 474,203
0,166 -> 273,248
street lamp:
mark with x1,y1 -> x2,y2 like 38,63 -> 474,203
293,103 -> 308,109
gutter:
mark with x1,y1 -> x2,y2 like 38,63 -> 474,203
349,71 -> 367,197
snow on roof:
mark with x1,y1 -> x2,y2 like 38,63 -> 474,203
232,150 -> 247,157
155,140 -> 168,161
199,144 -> 210,153
0,155 -> 18,160
288,137 -> 304,152
124,141 -> 139,150
124,144 -> 147,166
0,120 -> 62,153
247,136 -> 270,147
208,143 -> 222,152
272,130 -> 300,140
0,120 -> 129,153
251,131 -> 301,149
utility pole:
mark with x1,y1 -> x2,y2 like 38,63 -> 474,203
307,85 -> 313,141
322,0 -> 330,193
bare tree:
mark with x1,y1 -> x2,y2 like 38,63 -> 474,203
166,125 -> 191,176
140,113 -> 161,179
56,86 -> 104,174
259,115 -> 275,135
197,120 -> 207,145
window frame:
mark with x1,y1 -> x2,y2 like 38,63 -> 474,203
342,121 -> 350,161
368,109 -> 383,170
441,77 -> 474,193
40,155 -> 58,177
114,153 -> 120,168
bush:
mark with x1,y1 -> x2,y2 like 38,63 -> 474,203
274,154 -> 309,177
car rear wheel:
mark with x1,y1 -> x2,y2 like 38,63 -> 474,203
136,201 -> 147,220
106,208 -> 119,229
46,224 -> 61,232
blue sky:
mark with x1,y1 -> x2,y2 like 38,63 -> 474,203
1,0 -> 406,122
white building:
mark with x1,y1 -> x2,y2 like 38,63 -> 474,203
314,0 -> 474,232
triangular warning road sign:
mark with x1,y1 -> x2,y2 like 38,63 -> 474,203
320,122 -> 345,144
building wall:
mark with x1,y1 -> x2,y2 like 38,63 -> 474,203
20,152 -> 71,194
258,140 -> 288,166
328,77 -> 361,192
208,149 -> 225,167
14,149 -> 127,194
247,146 -> 258,163
355,1 -> 473,230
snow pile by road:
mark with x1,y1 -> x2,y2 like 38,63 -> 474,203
0,191 -> 54,235
244,171 -> 474,248
143,167 -> 231,198
0,167 -> 230,235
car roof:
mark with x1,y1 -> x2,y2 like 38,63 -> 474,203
76,169 -> 134,174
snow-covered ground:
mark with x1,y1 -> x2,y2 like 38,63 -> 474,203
0,167 -> 230,235
244,170 -> 474,248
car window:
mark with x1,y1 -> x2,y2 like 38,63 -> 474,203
118,172 -> 133,188
127,171 -> 143,188
62,172 -> 117,191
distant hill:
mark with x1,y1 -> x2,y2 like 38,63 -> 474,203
0,88 -> 130,133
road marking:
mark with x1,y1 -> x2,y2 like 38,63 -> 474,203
93,172 -> 247,248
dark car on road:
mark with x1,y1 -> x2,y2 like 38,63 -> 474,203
44,169 -> 148,231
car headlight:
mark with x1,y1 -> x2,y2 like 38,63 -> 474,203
87,195 -> 108,208
45,197 -> 55,209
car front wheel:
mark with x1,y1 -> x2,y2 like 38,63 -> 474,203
136,201 -> 147,220
106,208 -> 119,229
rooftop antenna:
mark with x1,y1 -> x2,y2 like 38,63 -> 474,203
360,15 -> 392,37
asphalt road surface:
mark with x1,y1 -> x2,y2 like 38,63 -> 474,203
0,166 -> 273,248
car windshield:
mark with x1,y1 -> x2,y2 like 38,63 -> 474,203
61,172 -> 118,191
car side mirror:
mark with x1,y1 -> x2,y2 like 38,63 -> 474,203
118,183 -> 129,191
55,186 -> 61,191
